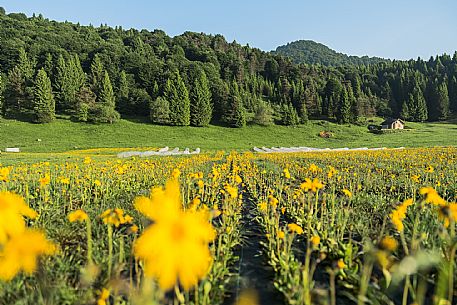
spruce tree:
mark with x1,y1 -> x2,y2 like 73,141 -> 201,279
150,96 -> 170,125
168,71 -> 190,126
5,66 -> 26,116
190,70 -> 212,126
436,81 -> 450,120
33,69 -> 55,123
223,81 -> 246,127
0,74 -> 4,116
90,54 -> 104,95
117,70 -> 129,112
54,54 -> 69,111
95,71 -> 119,123
337,86 -> 351,124
449,76 -> 457,113
407,85 -> 428,122
281,103 -> 299,125
17,47 -> 34,80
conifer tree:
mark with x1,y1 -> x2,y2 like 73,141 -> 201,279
337,86 -> 351,124
150,96 -> 170,125
95,71 -> 119,123
168,71 -> 190,126
17,47 -> 34,80
223,81 -> 246,127
116,70 -> 129,112
435,81 -> 450,120
281,103 -> 299,125
43,53 -> 53,78
407,85 -> 428,122
33,69 -> 55,123
90,54 -> 104,95
449,76 -> 457,113
5,66 -> 26,116
190,70 -> 212,126
0,74 -> 4,115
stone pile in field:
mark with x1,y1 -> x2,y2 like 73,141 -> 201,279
251,146 -> 401,154
117,147 -> 201,158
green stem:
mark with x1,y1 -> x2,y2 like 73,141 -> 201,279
108,224 -> 113,278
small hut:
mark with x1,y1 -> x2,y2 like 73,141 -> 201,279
380,118 -> 405,130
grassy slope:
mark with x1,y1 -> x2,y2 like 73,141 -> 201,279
1,117 -> 456,157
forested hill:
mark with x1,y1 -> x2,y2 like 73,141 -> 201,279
0,8 -> 456,128
273,40 -> 388,66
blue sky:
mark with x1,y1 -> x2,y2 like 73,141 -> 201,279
1,0 -> 456,60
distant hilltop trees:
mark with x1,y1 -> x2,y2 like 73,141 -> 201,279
0,8 -> 456,126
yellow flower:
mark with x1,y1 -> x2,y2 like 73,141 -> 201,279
258,202 -> 268,213
0,191 -> 38,244
287,223 -> 303,235
438,203 -> 457,228
68,210 -> 88,223
411,174 -> 420,183
278,231 -> 285,239
0,229 -> 56,281
308,163 -> 319,174
0,167 -> 10,182
327,166 -> 337,179
39,174 -> 50,187
172,168 -> 181,179
100,208 -> 131,227
342,189 -> 352,198
94,180 -> 102,187
97,288 -> 110,305
224,185 -> 238,199
379,236 -> 398,252
389,199 -> 414,232
133,179 -> 215,291
310,235 -> 320,247
59,177 -> 70,185
281,207 -> 286,214
283,168 -> 291,179
300,178 -> 324,193
268,195 -> 278,209
337,259 -> 346,269
419,187 -> 446,206
425,165 -> 434,173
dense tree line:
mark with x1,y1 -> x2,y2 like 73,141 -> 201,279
273,40 -> 388,67
0,9 -> 456,127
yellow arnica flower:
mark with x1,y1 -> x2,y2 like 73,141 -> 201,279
39,175 -> 50,187
0,167 -> 10,182
438,203 -> 457,228
100,208 -> 132,227
337,259 -> 346,269
0,229 -> 56,281
68,210 -> 88,223
342,189 -> 352,198
97,288 -> 110,305
419,187 -> 446,206
224,185 -> 238,199
311,235 -> 320,247
258,202 -> 268,213
300,178 -> 324,193
379,236 -> 398,252
278,231 -> 285,239
0,191 -> 38,244
287,223 -> 304,235
283,168 -> 291,179
389,199 -> 414,232
133,179 -> 215,291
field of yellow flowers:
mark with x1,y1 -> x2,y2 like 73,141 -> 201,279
0,147 -> 457,305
